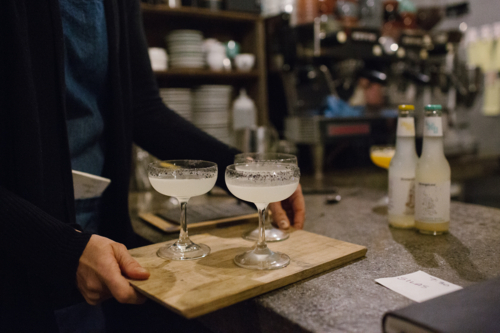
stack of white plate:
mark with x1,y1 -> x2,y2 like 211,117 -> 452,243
159,88 -> 192,121
192,85 -> 233,145
165,30 -> 204,69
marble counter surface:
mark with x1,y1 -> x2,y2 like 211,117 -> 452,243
129,187 -> 500,333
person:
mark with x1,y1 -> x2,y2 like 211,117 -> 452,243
0,0 -> 306,331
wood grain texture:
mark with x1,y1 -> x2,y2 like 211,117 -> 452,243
128,224 -> 367,318
140,3 -> 260,22
138,212 -> 259,233
153,69 -> 260,79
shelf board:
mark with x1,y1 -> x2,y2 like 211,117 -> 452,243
141,4 -> 260,22
154,69 -> 260,79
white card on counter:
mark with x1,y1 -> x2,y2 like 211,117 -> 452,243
375,271 -> 462,303
72,170 -> 111,200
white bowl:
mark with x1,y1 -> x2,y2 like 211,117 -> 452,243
234,54 -> 255,72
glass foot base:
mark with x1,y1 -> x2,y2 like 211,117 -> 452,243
373,195 -> 389,207
157,241 -> 210,260
234,247 -> 290,270
417,229 -> 448,236
389,223 -> 415,229
243,227 -> 290,242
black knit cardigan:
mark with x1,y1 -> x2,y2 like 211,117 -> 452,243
0,0 -> 239,330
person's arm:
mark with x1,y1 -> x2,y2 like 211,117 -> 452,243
125,1 -> 239,188
124,0 -> 306,229
124,0 -> 238,191
0,185 -> 149,306
0,185 -> 91,292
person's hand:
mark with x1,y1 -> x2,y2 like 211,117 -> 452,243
269,183 -> 305,230
77,235 -> 150,305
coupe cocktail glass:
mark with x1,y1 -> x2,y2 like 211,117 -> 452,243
234,153 -> 298,242
225,162 -> 300,269
148,160 -> 217,260
369,145 -> 395,207
370,145 -> 395,170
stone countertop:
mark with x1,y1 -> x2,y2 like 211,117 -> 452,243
129,188 -> 500,333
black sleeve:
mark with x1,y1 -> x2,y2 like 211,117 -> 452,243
126,0 -> 241,190
0,185 -> 92,293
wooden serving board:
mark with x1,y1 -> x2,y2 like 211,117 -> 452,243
139,211 -> 258,233
128,224 -> 367,318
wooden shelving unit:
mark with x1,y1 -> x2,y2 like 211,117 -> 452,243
141,4 -> 259,22
153,69 -> 260,79
141,4 -> 268,125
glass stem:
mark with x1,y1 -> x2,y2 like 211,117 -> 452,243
263,209 -> 272,230
257,205 -> 268,249
177,198 -> 192,247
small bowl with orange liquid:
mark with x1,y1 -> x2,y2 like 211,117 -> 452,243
369,145 -> 395,210
370,145 -> 395,170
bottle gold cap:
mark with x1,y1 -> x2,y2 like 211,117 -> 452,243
398,105 -> 415,111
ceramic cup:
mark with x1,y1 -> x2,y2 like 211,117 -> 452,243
234,54 -> 255,72
205,41 -> 226,71
207,51 -> 225,71
148,47 -> 168,71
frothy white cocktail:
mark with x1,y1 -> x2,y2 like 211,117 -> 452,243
228,163 -> 298,205
226,182 -> 298,204
149,177 -> 217,199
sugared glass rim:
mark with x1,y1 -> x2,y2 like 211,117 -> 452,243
234,152 -> 298,164
226,162 -> 300,175
148,160 -> 217,172
228,161 -> 299,167
234,152 -> 297,161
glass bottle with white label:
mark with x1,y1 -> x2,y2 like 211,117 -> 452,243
388,105 -> 418,228
415,105 -> 451,235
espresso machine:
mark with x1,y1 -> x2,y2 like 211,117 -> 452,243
265,6 -> 479,182
269,17 -> 399,181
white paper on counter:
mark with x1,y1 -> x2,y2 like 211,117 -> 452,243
375,271 -> 462,303
72,170 -> 111,199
